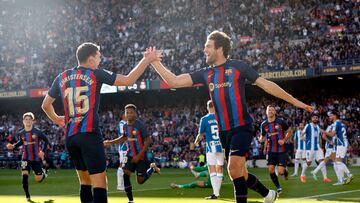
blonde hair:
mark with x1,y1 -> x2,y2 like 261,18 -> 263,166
23,112 -> 35,120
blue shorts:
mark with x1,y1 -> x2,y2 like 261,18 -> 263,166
220,124 -> 254,157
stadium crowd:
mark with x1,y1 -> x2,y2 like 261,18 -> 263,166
0,0 -> 360,91
1,94 -> 359,169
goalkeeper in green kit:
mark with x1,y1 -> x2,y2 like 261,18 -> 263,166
170,164 -> 213,189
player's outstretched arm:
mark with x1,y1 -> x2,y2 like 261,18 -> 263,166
42,95 -> 65,127
151,61 -> 193,88
255,77 -> 314,112
113,47 -> 161,86
103,135 -> 127,147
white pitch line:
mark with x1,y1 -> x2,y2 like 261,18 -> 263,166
289,189 -> 360,200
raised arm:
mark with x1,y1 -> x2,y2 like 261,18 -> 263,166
113,47 -> 161,86
151,61 -> 193,88
255,77 -> 313,112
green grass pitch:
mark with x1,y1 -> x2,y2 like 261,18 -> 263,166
0,167 -> 359,202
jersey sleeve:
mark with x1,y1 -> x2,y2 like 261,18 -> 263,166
236,61 -> 259,83
303,124 -> 309,137
48,74 -> 61,98
13,132 -> 23,148
139,122 -> 149,139
95,69 -> 117,85
260,122 -> 267,137
190,68 -> 206,85
198,117 -> 206,134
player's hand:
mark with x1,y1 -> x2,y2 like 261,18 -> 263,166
302,104 -> 314,113
55,116 -> 65,127
301,136 -> 306,141
278,139 -> 285,145
6,143 -> 14,150
330,141 -> 335,145
131,154 -> 141,163
144,47 -> 162,63
38,150 -> 45,159
103,140 -> 112,148
320,129 -> 325,134
194,142 -> 199,147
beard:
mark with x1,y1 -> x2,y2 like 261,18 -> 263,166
206,56 -> 216,65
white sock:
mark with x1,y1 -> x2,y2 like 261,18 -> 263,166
320,165 -> 327,179
216,173 -> 223,196
339,162 -> 351,176
301,161 -> 308,176
294,159 -> 299,175
117,167 -> 124,189
313,161 -> 325,174
210,173 -> 218,196
333,163 -> 341,182
336,162 -> 344,182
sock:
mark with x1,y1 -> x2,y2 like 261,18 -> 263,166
333,163 -> 341,182
179,181 -> 197,188
319,162 -> 327,179
336,162 -> 344,182
143,167 -> 155,183
209,173 -> 218,196
294,159 -> 299,175
284,168 -> 288,179
216,173 -> 223,196
313,161 -> 325,174
246,173 -> 269,197
80,185 -> 93,203
339,162 -> 351,176
301,161 -> 308,176
93,187 -> 107,203
124,173 -> 133,201
270,173 -> 281,189
233,177 -> 247,203
117,168 -> 124,189
22,174 -> 30,198
198,171 -> 208,178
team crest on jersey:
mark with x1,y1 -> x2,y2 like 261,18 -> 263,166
275,125 -> 279,130
32,134 -> 36,139
225,69 -> 233,76
209,83 -> 215,91
132,130 -> 137,137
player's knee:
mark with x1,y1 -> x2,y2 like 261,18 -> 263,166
228,165 -> 244,179
35,175 -> 43,182
136,176 -> 145,184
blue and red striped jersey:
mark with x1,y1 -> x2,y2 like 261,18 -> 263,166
190,59 -> 259,131
260,118 -> 289,153
48,67 -> 116,137
14,127 -> 49,161
122,120 -> 149,160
